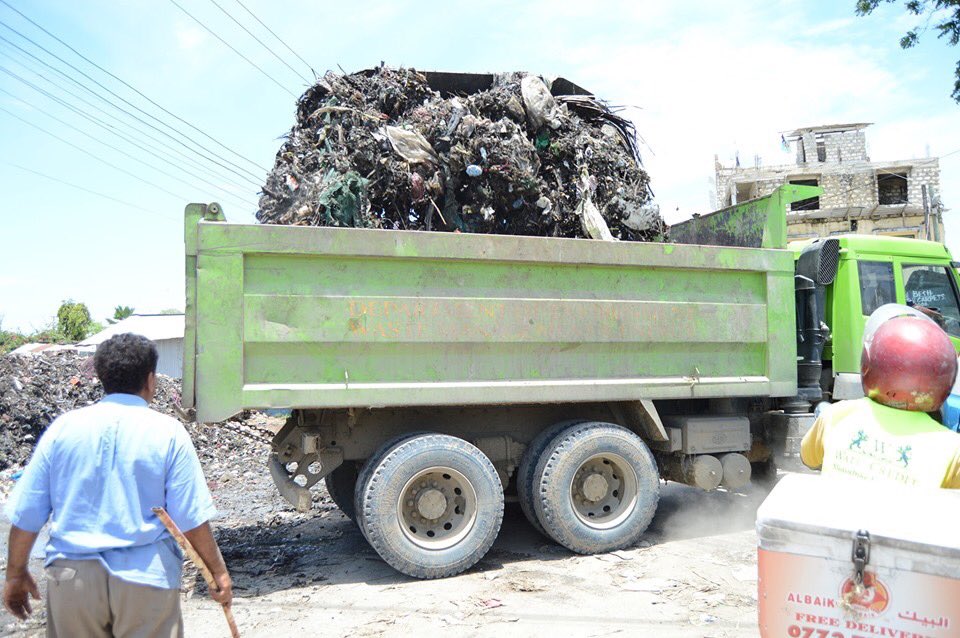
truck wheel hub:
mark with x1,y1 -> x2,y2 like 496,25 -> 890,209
416,488 -> 447,519
399,466 -> 478,550
581,473 -> 609,502
570,453 -> 640,530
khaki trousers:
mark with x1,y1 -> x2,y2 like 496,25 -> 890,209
45,559 -> 183,638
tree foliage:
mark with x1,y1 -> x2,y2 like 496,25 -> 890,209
0,316 -> 29,355
0,304 -> 105,354
856,0 -> 960,102
107,305 -> 135,324
55,300 -> 100,342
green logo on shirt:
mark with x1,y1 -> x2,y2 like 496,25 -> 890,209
850,430 -> 868,449
898,445 -> 911,467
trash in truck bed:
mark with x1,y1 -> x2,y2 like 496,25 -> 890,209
257,66 -> 664,242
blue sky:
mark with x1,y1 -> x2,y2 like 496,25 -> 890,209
1,0 -> 958,331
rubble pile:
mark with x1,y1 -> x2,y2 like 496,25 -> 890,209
257,67 -> 665,242
0,352 -> 269,471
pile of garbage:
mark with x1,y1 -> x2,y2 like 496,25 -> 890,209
257,67 -> 665,242
0,352 -> 270,471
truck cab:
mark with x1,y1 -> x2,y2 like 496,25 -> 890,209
789,235 -> 960,401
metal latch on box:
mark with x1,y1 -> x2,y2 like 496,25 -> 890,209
851,529 -> 871,585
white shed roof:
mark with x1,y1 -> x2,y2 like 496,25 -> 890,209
79,314 -> 184,346
8,343 -> 77,355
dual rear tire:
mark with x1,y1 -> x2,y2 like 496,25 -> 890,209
335,422 -> 659,578
519,421 -> 660,554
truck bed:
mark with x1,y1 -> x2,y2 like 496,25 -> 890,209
184,206 -> 797,422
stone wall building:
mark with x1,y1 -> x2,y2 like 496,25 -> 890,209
714,123 -> 945,242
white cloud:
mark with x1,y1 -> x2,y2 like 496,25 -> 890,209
563,29 -> 900,222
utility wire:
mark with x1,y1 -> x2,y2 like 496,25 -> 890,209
0,22 -> 265,184
0,84 -> 255,211
5,163 -> 178,222
167,0 -> 298,99
0,48 -> 260,195
206,0 -> 309,84
0,64 -> 259,206
0,29 -> 265,186
232,0 -> 316,80
0,70 -> 258,210
0,0 -> 268,173
0,105 -> 189,201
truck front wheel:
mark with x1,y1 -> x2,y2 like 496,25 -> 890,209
356,433 -> 504,579
532,422 -> 660,554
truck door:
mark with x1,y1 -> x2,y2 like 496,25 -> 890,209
826,253 -> 960,402
858,261 -> 898,317
830,260 -> 899,399
901,263 -> 960,346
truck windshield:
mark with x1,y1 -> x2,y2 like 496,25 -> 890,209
903,264 -> 960,337
858,261 -> 896,316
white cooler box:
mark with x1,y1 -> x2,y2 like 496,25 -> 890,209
756,474 -> 960,638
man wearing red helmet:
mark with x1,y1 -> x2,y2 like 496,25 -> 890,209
801,307 -> 960,488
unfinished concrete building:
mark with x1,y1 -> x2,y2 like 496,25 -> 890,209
715,123 -> 945,242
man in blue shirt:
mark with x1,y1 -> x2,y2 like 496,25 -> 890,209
3,333 -> 232,636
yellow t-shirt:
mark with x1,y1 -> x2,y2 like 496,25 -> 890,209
800,398 -> 960,488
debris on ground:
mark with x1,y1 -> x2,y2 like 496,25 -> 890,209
257,66 -> 665,242
0,352 -> 272,472
0,350 -> 328,616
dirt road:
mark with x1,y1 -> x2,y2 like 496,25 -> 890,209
1,446 -> 767,638
181,482 -> 764,637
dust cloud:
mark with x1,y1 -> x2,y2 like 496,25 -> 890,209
647,481 -> 772,544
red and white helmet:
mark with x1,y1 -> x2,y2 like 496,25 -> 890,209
861,304 -> 957,412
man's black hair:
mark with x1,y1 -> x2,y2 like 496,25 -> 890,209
93,333 -> 158,395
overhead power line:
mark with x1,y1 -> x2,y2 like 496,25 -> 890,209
0,28 -> 265,186
0,0 -> 268,173
0,67 -> 258,210
167,0 -> 298,99
5,163 -> 178,222
232,0 -> 316,80
206,0 -> 309,84
0,104 -> 190,201
0,84 -> 256,211
0,48 -> 261,195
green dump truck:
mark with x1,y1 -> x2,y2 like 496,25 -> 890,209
182,183 -> 960,578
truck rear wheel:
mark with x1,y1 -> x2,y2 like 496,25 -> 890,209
356,433 -> 504,579
517,419 -> 587,537
532,422 -> 659,554
354,432 -> 428,542
324,461 -> 359,520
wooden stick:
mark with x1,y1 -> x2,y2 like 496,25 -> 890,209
153,507 -> 240,638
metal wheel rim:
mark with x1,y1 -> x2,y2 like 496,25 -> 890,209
398,466 -> 478,550
568,452 -> 639,530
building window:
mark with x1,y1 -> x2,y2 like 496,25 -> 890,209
858,261 -> 896,316
789,178 -> 820,211
816,141 -> 826,162
877,172 -> 908,205
735,182 -> 757,203
903,264 -> 960,337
